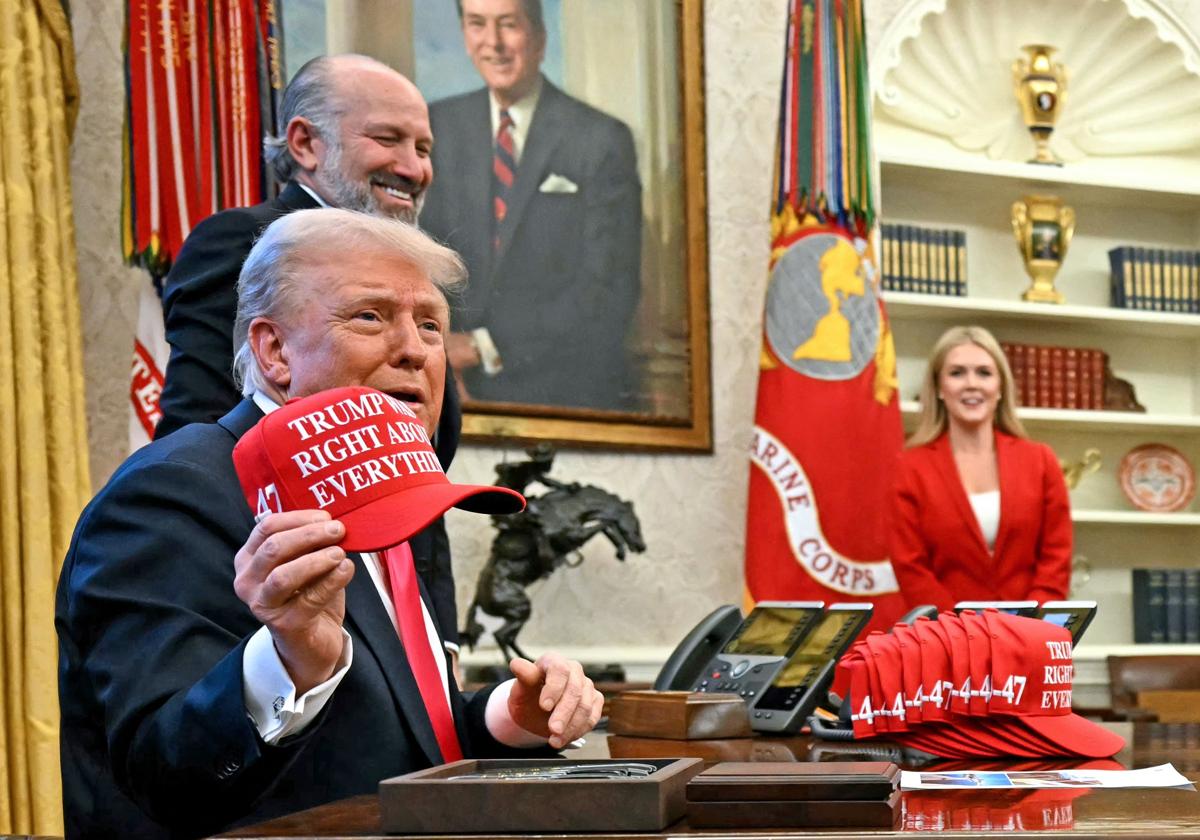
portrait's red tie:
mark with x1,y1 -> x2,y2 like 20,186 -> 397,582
383,542 -> 463,763
492,108 -> 516,250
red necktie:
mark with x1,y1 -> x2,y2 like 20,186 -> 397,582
383,542 -> 463,762
492,109 -> 516,250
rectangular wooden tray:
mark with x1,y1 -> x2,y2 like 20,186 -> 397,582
687,790 -> 903,828
379,757 -> 703,833
687,761 -> 900,801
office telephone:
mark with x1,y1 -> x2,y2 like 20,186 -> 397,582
952,599 -> 1098,642
749,603 -> 873,733
655,601 -> 872,734
953,600 -> 1039,617
1036,600 -> 1098,643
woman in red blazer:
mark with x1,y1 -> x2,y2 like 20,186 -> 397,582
888,326 -> 1072,611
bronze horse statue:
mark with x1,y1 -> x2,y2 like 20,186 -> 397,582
461,449 -> 645,661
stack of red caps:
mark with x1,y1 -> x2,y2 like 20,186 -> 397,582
835,610 -> 1125,758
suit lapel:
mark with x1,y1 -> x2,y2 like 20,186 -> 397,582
217,398 -> 265,439
344,554 -> 443,766
463,91 -> 497,280
931,434 -> 992,558
992,431 -> 1015,561
495,82 -> 567,263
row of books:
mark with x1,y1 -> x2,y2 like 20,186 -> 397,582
880,223 -> 967,296
1108,246 -> 1200,313
1132,568 -> 1200,644
1000,342 -> 1107,410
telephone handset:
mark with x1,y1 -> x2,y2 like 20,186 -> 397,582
652,605 -> 743,691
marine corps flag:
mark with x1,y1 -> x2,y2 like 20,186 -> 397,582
744,0 -> 906,631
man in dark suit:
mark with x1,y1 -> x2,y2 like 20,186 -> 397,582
154,54 -> 464,648
56,209 -> 603,839
421,0 -> 643,410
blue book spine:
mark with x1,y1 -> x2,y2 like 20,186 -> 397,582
1166,569 -> 1185,643
1185,569 -> 1200,644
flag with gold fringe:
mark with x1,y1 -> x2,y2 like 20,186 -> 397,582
744,0 -> 905,632
122,0 -> 284,447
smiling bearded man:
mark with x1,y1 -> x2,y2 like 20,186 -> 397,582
153,55 -> 466,657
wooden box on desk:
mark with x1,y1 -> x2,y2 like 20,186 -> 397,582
608,690 -> 753,739
686,761 -> 902,829
378,757 -> 703,833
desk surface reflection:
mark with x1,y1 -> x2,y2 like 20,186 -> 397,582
218,722 -> 1200,838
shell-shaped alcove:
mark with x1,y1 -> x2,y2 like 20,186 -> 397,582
872,0 -> 1200,163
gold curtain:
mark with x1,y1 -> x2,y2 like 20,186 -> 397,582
0,0 -> 89,834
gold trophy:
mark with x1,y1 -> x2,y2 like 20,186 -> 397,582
1011,194 -> 1074,304
1012,44 -> 1067,166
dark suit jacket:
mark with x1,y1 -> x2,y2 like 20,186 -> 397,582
56,399 -> 545,839
887,431 -> 1073,611
155,182 -> 462,642
421,79 -> 642,410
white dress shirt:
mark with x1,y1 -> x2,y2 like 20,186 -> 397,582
969,490 -> 1001,550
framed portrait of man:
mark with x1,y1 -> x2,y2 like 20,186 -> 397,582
282,0 -> 710,451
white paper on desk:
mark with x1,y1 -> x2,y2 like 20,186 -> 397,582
901,764 -> 1194,790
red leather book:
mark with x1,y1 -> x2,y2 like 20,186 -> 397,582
1049,346 -> 1066,408
1078,350 -> 1093,410
1064,347 -> 1080,409
1001,343 -> 1024,406
1091,349 -> 1107,410
1036,345 -> 1053,408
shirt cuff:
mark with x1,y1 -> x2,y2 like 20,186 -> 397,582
444,640 -> 460,655
243,625 -> 353,744
483,679 -> 550,748
471,327 -> 503,376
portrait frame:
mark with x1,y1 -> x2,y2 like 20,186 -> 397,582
283,0 -> 712,451
439,0 -> 712,453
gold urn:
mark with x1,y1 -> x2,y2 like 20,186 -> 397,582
1011,194 -> 1075,304
1012,44 -> 1067,166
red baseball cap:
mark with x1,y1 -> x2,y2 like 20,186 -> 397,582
958,611 -> 1056,758
910,618 -> 1006,757
233,386 -> 525,551
938,613 -> 975,717
839,646 -> 878,739
983,611 -> 1125,758
865,632 -> 908,732
892,623 -> 924,726
912,617 -> 953,723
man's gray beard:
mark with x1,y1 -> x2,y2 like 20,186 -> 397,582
315,138 -> 424,224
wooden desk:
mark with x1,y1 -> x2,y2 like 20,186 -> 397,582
218,722 -> 1200,838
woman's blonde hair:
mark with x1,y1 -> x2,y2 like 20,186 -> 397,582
907,325 -> 1027,447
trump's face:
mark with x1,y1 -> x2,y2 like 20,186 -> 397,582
460,0 -> 546,108
271,245 -> 448,437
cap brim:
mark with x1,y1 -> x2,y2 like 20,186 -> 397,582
1012,714 -> 1126,759
338,482 -> 525,552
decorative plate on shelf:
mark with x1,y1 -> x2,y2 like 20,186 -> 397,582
1118,444 -> 1196,512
